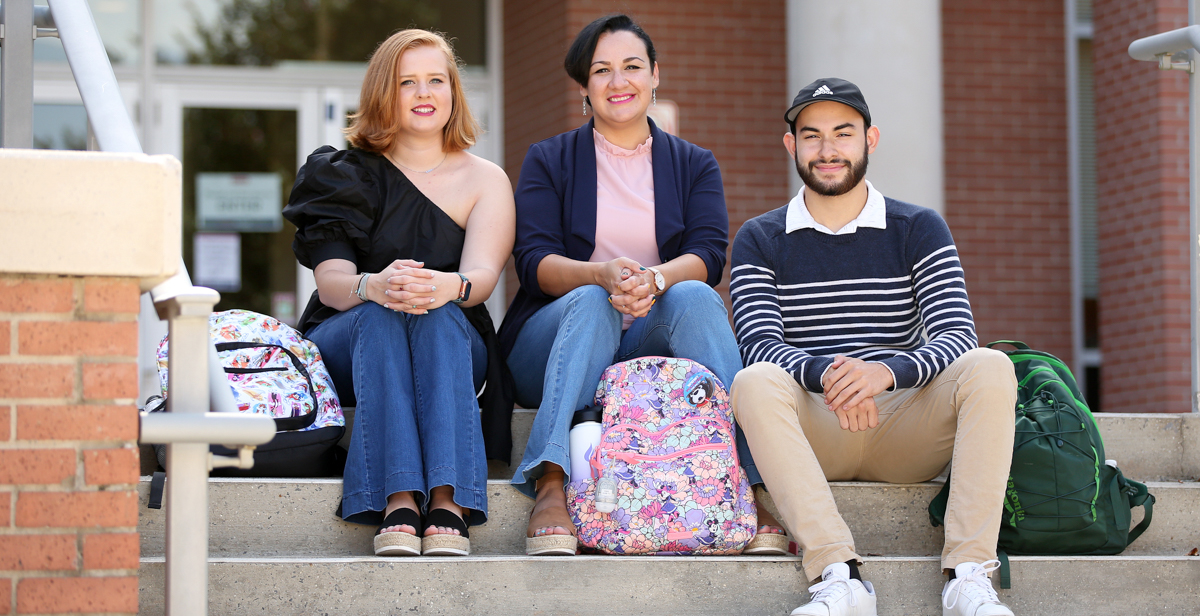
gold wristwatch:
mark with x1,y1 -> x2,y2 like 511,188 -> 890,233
647,267 -> 666,296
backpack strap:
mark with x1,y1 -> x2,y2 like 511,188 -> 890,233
928,473 -> 951,528
214,341 -> 318,431
985,340 -> 1031,351
148,471 -> 166,510
997,550 -> 1011,589
1125,478 -> 1155,545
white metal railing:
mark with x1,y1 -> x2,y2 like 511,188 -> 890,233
0,2 -> 276,615
1128,0 -> 1200,413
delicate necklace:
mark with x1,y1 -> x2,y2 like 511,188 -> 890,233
387,151 -> 448,175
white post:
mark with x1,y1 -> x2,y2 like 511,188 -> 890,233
161,288 -> 220,616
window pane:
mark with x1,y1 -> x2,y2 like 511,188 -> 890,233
33,104 -> 88,150
1078,38 -> 1098,348
156,0 -> 486,67
34,0 -> 141,66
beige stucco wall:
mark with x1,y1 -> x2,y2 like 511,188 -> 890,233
0,149 -> 180,287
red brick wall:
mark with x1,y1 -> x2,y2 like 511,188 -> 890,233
942,0 -> 1074,362
0,275 -> 140,614
502,0 -> 790,304
1093,0 -> 1191,413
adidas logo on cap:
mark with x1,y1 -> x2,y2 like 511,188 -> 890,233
813,85 -> 833,97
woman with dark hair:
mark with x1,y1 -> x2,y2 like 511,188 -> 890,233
284,29 -> 514,557
500,14 -> 785,556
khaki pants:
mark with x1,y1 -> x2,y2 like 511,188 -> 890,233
731,348 -> 1016,581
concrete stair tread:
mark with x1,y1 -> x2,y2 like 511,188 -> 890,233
138,476 -> 1199,557
136,554 -> 1200,615
482,411 -> 1200,481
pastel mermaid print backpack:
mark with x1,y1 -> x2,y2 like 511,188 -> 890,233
566,356 -> 757,555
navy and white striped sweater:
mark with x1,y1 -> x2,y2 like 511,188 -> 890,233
730,197 -> 977,393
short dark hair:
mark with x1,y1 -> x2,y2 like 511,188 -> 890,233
564,14 -> 657,88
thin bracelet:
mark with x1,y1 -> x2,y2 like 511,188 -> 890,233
352,272 -> 371,302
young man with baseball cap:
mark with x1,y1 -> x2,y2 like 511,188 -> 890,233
729,77 -> 1019,616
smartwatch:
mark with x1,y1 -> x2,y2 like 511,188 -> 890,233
452,273 -> 472,304
647,267 -> 666,296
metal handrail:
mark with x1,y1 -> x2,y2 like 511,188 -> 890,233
1128,1 -> 1200,413
0,2 -> 277,615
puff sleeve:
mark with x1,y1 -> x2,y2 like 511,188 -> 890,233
283,146 -> 379,269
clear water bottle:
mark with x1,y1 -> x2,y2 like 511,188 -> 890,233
595,467 -> 618,513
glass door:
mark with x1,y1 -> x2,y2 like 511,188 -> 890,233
181,106 -> 299,322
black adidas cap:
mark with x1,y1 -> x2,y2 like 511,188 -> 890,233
785,78 -> 872,129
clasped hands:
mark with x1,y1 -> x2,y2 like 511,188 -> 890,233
370,259 -> 458,315
597,257 -> 657,318
821,356 -> 895,433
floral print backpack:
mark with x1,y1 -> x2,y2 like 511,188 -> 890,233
156,309 -> 343,431
146,310 -> 345,482
566,356 -> 757,555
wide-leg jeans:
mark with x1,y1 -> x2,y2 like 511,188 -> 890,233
308,301 -> 488,527
505,280 -> 759,498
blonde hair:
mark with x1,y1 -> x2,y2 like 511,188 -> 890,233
346,29 -> 480,153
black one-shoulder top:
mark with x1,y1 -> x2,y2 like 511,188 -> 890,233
283,145 -> 514,463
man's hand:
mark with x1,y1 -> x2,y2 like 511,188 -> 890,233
821,356 -> 894,431
834,396 -> 879,433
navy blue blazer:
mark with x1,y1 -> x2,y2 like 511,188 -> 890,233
498,118 -> 730,358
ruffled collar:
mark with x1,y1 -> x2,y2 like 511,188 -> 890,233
594,128 -> 653,157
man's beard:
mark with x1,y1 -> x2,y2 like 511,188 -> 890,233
795,148 -> 869,197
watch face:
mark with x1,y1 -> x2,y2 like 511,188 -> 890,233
462,280 -> 472,302
654,271 -> 665,292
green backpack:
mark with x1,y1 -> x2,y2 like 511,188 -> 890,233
928,341 -> 1154,588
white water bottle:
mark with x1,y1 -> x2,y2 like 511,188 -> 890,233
568,407 -> 603,483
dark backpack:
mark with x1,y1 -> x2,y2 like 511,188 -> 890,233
928,341 -> 1154,588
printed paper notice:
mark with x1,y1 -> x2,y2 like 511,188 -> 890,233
193,233 -> 241,292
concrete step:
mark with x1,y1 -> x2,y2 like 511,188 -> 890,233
141,410 -> 1199,481
137,477 -> 1198,558
137,554 -> 1200,615
484,411 -> 1200,481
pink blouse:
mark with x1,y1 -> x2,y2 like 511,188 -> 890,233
589,129 -> 660,329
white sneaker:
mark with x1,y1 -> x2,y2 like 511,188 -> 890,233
790,562 -> 877,616
941,561 -> 1014,616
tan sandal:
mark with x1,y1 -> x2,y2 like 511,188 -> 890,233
743,526 -> 791,556
525,505 -> 577,556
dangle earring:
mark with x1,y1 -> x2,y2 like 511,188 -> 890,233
653,89 -> 657,106
583,96 -> 588,116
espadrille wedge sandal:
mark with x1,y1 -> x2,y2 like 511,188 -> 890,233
374,507 -> 422,556
421,508 -> 470,556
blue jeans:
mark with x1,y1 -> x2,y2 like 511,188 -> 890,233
308,301 -> 488,526
506,280 -> 760,498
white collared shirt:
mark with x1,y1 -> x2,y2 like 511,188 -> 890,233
785,180 -> 887,235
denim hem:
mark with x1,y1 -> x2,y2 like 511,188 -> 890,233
511,441 -> 571,499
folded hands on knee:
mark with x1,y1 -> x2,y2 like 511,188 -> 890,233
597,257 -> 655,318
821,355 -> 895,432
378,259 -> 457,315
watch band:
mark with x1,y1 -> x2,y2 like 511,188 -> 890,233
647,267 -> 666,296
451,272 -> 471,304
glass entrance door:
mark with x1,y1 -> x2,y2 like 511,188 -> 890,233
181,107 -> 299,322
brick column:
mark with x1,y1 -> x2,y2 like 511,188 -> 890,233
1094,0 -> 1191,413
0,275 -> 140,614
942,0 -> 1074,361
